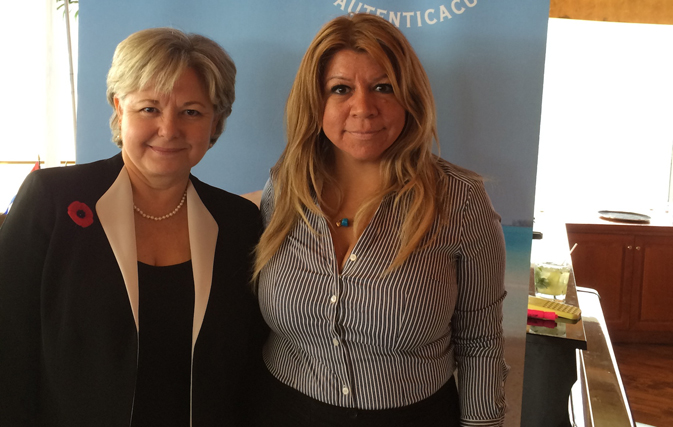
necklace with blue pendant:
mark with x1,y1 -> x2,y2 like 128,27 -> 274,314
335,218 -> 351,227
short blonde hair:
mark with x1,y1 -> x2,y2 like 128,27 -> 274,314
106,27 -> 236,147
254,13 -> 444,278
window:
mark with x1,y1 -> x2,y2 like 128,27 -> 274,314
0,0 -> 78,210
535,18 -> 673,220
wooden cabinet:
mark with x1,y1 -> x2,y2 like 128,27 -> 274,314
566,223 -> 673,344
631,235 -> 673,334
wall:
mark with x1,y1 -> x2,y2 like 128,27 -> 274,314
550,0 -> 673,25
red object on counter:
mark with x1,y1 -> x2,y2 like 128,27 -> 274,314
527,317 -> 558,328
527,309 -> 558,320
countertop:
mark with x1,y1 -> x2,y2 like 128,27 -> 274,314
526,267 -> 587,350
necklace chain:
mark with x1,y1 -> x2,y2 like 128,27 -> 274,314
133,191 -> 187,221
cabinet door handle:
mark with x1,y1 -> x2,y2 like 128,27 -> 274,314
636,246 -> 641,250
627,245 -> 633,250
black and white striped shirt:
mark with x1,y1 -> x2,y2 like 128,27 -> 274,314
258,159 -> 508,426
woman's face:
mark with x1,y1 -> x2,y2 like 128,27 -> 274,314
321,49 -> 406,167
115,68 -> 218,185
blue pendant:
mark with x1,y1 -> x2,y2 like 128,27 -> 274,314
336,218 -> 350,227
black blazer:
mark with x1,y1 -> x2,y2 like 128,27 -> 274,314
0,154 -> 265,426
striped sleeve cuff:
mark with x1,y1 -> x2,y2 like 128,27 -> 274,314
460,417 -> 505,426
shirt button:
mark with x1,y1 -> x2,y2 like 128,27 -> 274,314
330,295 -> 338,303
332,338 -> 339,346
349,253 -> 357,262
342,386 -> 350,395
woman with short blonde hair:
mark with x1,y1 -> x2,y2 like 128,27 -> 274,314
0,27 -> 263,426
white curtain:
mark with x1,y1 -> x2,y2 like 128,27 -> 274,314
0,0 -> 77,208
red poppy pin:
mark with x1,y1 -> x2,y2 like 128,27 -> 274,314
67,201 -> 94,228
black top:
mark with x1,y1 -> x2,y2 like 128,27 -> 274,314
131,260 -> 195,427
0,154 -> 264,427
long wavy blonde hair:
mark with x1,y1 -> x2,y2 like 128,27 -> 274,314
254,13 -> 445,278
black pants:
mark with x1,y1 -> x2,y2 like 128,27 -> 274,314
253,368 -> 460,427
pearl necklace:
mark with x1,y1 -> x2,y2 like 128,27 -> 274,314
133,191 -> 187,221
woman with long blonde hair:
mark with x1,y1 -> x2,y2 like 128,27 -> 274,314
254,13 -> 507,427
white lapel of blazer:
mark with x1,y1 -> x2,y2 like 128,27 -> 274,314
186,181 -> 218,353
95,167 -> 140,330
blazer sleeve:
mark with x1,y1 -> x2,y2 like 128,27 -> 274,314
0,171 -> 54,426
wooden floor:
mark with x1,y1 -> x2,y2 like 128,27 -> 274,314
612,343 -> 673,427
